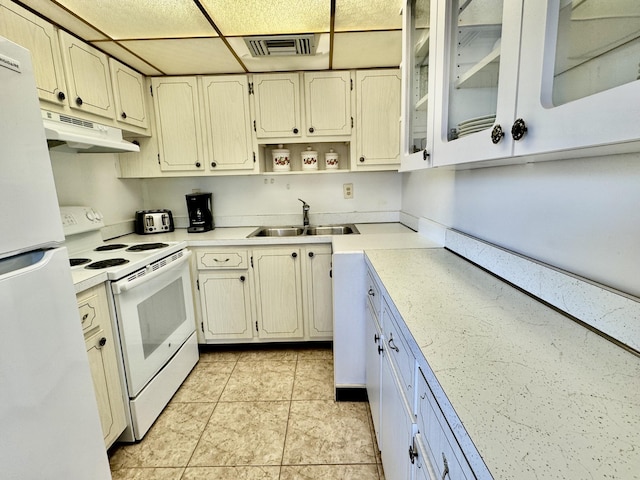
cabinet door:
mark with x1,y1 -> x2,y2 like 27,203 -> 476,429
78,285 -> 126,449
151,76 -> 205,171
431,0 -> 521,167
514,0 -> 640,157
253,248 -> 304,339
201,75 -> 256,171
304,245 -> 333,339
400,0 -> 437,171
0,0 -> 67,106
109,58 -> 149,130
380,354 -> 414,480
58,30 -> 115,120
199,271 -> 254,340
365,302 -> 383,446
253,73 -> 302,138
304,71 -> 352,136
355,70 -> 402,168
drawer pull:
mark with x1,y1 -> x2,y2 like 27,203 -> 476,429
388,334 -> 399,352
441,453 -> 449,479
82,313 -> 89,323
214,258 -> 230,263
368,288 -> 375,296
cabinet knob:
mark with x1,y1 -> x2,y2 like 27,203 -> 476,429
211,162 -> 217,168
359,156 -> 365,163
291,252 -> 298,258
240,275 -> 245,282
308,252 -> 314,258
195,162 -> 201,168
98,337 -> 107,348
121,111 -> 127,119
511,118 -> 528,141
57,91 -> 66,102
309,127 -> 315,133
293,127 -> 299,134
491,124 -> 505,144
75,96 -> 83,106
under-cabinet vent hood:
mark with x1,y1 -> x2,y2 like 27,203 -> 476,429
245,34 -> 317,57
41,110 -> 140,154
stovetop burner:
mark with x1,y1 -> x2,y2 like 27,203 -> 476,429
126,242 -> 170,251
85,258 -> 130,269
95,244 -> 127,251
70,258 -> 91,267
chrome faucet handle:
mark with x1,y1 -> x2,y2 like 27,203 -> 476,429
298,198 -> 309,208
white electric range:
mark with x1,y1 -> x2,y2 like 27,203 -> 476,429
61,206 -> 199,442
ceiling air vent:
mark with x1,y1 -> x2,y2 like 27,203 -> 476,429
244,34 -> 317,57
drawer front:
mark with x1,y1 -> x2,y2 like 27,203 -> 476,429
78,297 -> 98,333
197,250 -> 248,269
366,268 -> 382,326
417,370 -> 473,480
383,299 -> 415,403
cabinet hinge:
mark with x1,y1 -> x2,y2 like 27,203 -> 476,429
201,322 -> 204,333
250,256 -> 254,268
350,78 -> 353,90
253,120 -> 256,132
196,279 -> 200,290
253,152 -> 256,163
149,85 -> 153,97
351,116 -> 354,128
248,82 -> 254,95
157,154 -> 161,165
255,321 -> 259,332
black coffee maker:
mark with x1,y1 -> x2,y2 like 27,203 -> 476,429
185,192 -> 214,233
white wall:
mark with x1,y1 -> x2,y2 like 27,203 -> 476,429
401,153 -> 640,298
50,150 -> 144,228
142,171 -> 402,227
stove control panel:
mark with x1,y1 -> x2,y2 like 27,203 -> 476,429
60,206 -> 105,236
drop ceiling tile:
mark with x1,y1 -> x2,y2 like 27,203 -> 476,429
91,41 -> 163,76
200,0 -> 331,36
120,38 -> 244,75
52,0 -> 216,39
332,31 -> 402,69
17,0 -> 108,41
334,0 -> 403,32
226,34 -> 330,72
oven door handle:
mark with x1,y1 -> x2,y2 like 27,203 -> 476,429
112,250 -> 192,294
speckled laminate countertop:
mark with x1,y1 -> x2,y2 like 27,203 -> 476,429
365,248 -> 640,480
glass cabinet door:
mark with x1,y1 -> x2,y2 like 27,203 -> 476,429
515,0 -> 640,156
432,0 -> 522,166
400,0 -> 436,171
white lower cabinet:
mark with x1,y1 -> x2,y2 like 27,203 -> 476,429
77,284 -> 126,449
366,262 -> 480,480
194,244 -> 332,343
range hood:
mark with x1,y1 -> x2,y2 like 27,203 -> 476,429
41,110 -> 140,154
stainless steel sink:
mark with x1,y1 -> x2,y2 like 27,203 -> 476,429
248,226 -> 305,237
305,225 -> 359,235
247,224 -> 359,237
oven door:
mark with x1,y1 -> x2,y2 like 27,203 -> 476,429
111,250 -> 195,398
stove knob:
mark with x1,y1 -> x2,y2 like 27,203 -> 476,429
86,210 -> 96,221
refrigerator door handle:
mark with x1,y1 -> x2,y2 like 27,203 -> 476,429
0,250 -> 47,277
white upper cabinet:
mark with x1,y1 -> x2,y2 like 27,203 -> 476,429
430,0 -> 640,167
58,30 -> 116,120
253,73 -> 302,138
109,58 -> 149,130
151,76 -> 205,171
400,0 -> 438,171
200,75 -> 256,171
304,71 -> 352,136
0,0 -> 67,106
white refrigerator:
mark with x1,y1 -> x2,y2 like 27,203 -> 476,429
0,37 -> 112,479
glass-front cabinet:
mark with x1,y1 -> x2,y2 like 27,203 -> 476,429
429,0 -> 640,168
400,0 -> 437,171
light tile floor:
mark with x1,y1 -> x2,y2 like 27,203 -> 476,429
109,346 -> 385,480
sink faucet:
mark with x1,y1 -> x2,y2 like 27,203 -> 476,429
298,198 -> 310,226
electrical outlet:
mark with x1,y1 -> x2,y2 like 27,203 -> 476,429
343,183 -> 353,199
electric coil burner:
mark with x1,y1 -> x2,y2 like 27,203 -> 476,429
85,258 -> 129,269
126,242 -> 169,251
69,258 -> 91,267
95,244 -> 127,251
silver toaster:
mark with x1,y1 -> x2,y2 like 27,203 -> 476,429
134,209 -> 175,234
